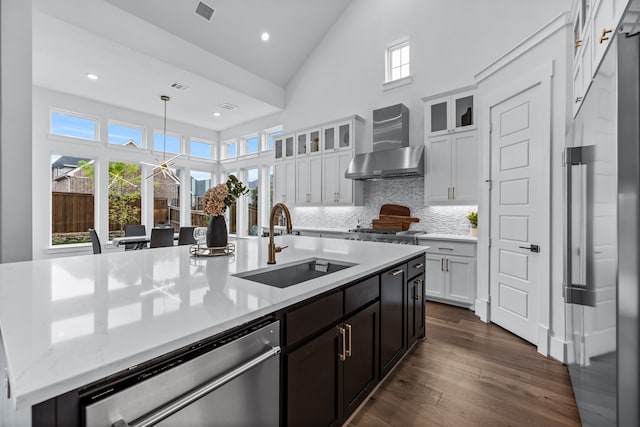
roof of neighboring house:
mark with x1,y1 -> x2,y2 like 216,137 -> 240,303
51,156 -> 91,169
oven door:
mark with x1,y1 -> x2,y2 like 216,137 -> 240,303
84,321 -> 280,427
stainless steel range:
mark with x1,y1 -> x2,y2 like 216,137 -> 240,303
346,228 -> 422,244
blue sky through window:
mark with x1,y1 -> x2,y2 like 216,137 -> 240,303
190,140 -> 212,159
153,133 -> 181,154
246,136 -> 259,154
51,112 -> 96,140
108,124 -> 143,146
227,142 -> 237,158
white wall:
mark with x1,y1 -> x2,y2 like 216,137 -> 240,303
32,87 -> 219,260
1,0 -> 33,263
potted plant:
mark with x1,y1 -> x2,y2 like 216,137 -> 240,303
466,211 -> 478,237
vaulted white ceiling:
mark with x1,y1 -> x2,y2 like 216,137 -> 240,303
32,0 -> 352,131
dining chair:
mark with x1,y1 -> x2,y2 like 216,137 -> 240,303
177,226 -> 197,245
149,227 -> 175,248
88,228 -> 101,254
124,224 -> 147,250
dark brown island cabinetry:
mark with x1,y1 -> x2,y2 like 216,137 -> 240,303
281,254 -> 426,427
280,276 -> 380,427
407,255 -> 426,348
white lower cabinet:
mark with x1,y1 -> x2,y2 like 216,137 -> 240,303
421,239 -> 477,307
274,160 -> 296,204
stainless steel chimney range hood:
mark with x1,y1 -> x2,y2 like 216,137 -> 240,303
345,104 -> 424,180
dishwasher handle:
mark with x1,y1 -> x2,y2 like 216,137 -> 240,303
112,345 -> 281,427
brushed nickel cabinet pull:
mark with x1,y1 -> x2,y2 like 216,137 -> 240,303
345,324 -> 352,357
438,247 -> 454,251
412,263 -> 424,269
389,269 -> 403,276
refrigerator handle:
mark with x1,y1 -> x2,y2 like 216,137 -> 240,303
563,146 -> 596,306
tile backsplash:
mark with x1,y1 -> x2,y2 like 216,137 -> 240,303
292,177 -> 477,235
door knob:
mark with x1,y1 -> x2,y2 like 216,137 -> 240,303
518,244 -> 540,253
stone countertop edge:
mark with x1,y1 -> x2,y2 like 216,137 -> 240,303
416,233 -> 478,242
0,236 -> 426,410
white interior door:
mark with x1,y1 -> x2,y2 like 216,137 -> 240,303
489,84 -> 545,345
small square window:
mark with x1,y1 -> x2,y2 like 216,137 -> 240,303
386,40 -> 410,83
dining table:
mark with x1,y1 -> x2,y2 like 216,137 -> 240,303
111,232 -> 180,249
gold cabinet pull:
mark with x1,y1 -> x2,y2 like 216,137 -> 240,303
575,39 -> 582,48
345,324 -> 352,357
338,326 -> 347,361
599,28 -> 612,44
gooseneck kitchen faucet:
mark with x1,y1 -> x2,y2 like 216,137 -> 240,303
268,203 -> 292,264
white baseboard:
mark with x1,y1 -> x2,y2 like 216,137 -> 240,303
475,298 -> 489,322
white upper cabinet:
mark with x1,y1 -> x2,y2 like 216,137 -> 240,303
572,0 -> 629,116
274,160 -> 296,204
322,150 -> 361,205
296,128 -> 321,157
275,134 -> 296,160
322,121 -> 353,152
423,88 -> 478,205
424,88 -> 476,137
296,156 -> 322,204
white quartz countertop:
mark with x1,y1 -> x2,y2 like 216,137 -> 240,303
0,236 -> 425,409
416,233 -> 478,243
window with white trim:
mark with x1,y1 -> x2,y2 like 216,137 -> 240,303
222,139 -> 237,160
153,131 -> 182,154
190,139 -> 214,160
263,126 -> 283,151
50,111 -> 97,140
108,122 -> 144,147
386,40 -> 410,82
243,134 -> 259,156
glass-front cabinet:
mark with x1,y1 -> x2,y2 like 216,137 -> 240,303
323,121 -> 352,152
296,128 -> 321,156
275,134 -> 296,160
424,88 -> 476,137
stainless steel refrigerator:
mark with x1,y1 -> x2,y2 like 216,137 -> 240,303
563,23 -> 639,427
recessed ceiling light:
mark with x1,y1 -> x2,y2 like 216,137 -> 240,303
261,32 -> 270,42
87,73 -> 99,80
213,112 -> 221,117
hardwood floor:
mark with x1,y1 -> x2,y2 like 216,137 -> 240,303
348,302 -> 581,427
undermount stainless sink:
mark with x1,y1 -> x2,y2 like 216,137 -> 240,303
234,258 -> 357,288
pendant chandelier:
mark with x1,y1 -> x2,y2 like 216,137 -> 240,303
142,95 -> 181,184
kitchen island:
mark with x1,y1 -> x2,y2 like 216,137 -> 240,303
0,235 -> 425,425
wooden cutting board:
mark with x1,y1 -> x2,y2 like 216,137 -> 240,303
379,214 -> 420,223
380,204 -> 411,217
372,219 -> 404,231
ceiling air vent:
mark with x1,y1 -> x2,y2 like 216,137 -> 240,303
195,2 -> 215,21
219,103 -> 238,111
170,82 -> 190,91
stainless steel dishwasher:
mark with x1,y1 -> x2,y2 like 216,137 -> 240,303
82,318 -> 280,427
